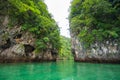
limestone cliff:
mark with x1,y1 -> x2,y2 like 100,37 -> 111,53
69,0 -> 120,63
0,15 -> 57,63
71,33 -> 120,63
0,0 -> 61,63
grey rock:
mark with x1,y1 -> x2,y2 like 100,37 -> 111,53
71,33 -> 120,61
12,44 -> 25,56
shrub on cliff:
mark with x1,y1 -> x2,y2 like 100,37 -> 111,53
0,0 -> 61,54
69,0 -> 120,48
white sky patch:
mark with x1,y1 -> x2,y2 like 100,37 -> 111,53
44,0 -> 71,38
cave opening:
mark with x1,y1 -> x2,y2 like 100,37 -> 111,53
24,44 -> 35,56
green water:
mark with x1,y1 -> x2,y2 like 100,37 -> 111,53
0,61 -> 120,80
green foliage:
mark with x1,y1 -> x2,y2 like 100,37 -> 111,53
69,0 -> 120,48
0,0 -> 61,54
59,36 -> 73,59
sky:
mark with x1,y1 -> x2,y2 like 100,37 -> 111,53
44,0 -> 71,38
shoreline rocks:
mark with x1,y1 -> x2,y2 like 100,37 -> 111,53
0,57 -> 56,63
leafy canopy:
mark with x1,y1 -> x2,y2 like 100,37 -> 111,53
0,0 -> 61,53
69,0 -> 120,48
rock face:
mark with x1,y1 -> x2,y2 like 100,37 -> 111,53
71,33 -> 120,63
0,15 -> 57,62
11,44 -> 25,56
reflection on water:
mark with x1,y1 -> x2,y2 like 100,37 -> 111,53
0,61 -> 120,80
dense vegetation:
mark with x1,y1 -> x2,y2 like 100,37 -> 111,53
59,36 -> 73,59
69,0 -> 120,47
0,0 -> 61,53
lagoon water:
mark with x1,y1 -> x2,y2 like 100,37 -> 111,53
0,61 -> 120,80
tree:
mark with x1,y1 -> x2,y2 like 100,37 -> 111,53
59,36 -> 73,59
0,0 -> 61,54
69,0 -> 120,48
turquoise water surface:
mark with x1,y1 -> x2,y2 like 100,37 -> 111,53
0,61 -> 120,80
